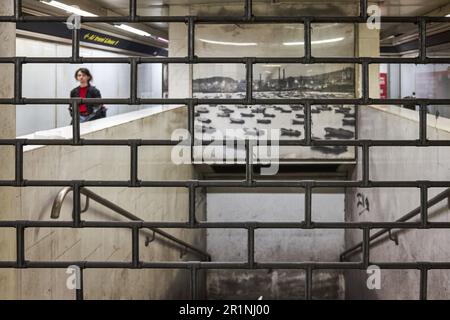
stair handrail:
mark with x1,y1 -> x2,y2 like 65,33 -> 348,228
51,186 -> 211,261
340,187 -> 450,261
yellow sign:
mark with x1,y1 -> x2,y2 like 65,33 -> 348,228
83,32 -> 120,46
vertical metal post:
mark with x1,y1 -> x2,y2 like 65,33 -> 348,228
132,225 -> 140,268
305,266 -> 312,300
129,0 -> 137,22
304,102 -> 311,145
14,58 -> 23,104
190,265 -> 198,300
130,58 -> 138,104
130,140 -> 139,187
419,267 -> 428,300
72,100 -> 81,145
16,225 -> 25,268
362,61 -> 370,103
14,0 -> 22,20
248,226 -> 255,268
360,0 -> 368,20
304,19 -> 311,63
72,28 -> 80,63
362,143 -> 370,186
420,185 -> 428,228
418,18 -> 427,63
246,59 -> 253,104
189,184 -> 197,227
304,185 -> 312,228
72,183 -> 82,227
245,139 -> 253,185
362,227 -> 370,268
15,140 -> 24,187
76,267 -> 84,300
188,16 -> 196,61
419,103 -> 427,144
244,0 -> 253,21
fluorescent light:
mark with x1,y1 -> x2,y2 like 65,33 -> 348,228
157,37 -> 169,43
446,14 -> 450,17
40,1 -> 97,17
263,64 -> 282,67
115,24 -> 152,37
198,38 -> 258,46
283,37 -> 345,46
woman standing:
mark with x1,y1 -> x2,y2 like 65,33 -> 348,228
69,68 -> 107,123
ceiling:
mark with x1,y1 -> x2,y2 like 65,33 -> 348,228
22,0 -> 450,49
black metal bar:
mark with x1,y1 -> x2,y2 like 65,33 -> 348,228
248,226 -> 255,268
0,220 -> 443,229
244,0 -> 253,21
14,0 -> 22,21
1,14 -> 447,24
420,267 -> 428,300
246,59 -> 253,104
362,61 -> 369,103
14,57 -> 23,104
190,265 -> 198,300
362,144 -> 370,186
71,100 -> 81,144
420,185 -> 428,228
72,183 -> 82,227
129,0 -> 137,22
418,18 -> 427,63
5,137 -> 450,148
1,56 -> 450,65
132,225 -> 140,268
189,184 -> 197,227
16,225 -> 25,268
304,185 -> 312,228
3,97 -> 450,106
188,16 -> 196,61
304,102 -> 311,145
360,0 -> 368,20
76,267 -> 84,300
15,140 -> 24,187
130,140 -> 140,187
362,227 -> 370,268
130,58 -> 139,104
419,103 -> 427,144
304,19 -> 311,62
305,265 -> 312,300
72,28 -> 80,63
245,139 -> 253,185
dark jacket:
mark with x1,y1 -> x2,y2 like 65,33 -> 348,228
70,85 -> 102,115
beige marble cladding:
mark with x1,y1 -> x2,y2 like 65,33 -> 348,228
1,106 -> 207,299
345,105 -> 450,299
0,0 -> 17,300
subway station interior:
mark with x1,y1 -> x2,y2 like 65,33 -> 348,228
0,0 -> 450,300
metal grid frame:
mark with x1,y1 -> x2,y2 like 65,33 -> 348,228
0,0 -> 449,300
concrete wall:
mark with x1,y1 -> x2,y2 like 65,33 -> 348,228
0,0 -> 18,300
17,36 -> 163,136
345,105 -> 450,300
0,107 -> 207,299
206,188 -> 345,299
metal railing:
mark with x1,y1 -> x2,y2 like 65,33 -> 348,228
340,188 -> 450,261
0,0 -> 449,300
50,186 -> 211,262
